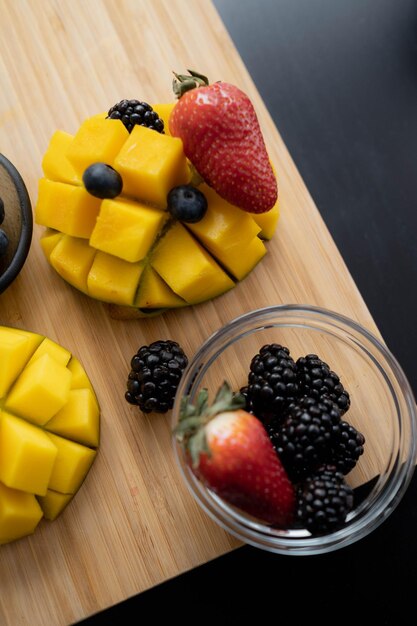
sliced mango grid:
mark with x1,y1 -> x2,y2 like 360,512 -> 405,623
0,326 -> 99,545
35,105 -> 279,312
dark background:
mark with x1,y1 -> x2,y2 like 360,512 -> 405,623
83,1 -> 417,622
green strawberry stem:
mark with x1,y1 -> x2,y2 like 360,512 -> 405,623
172,69 -> 210,99
174,381 -> 245,467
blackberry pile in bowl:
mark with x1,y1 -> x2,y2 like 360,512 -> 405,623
171,304 -> 417,555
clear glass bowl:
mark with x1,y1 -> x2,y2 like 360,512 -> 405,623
171,304 -> 417,555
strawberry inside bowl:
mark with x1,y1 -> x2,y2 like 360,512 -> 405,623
171,304 -> 417,555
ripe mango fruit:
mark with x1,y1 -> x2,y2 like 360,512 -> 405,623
0,326 -> 100,545
35,103 -> 280,317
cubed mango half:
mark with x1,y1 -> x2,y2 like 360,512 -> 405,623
0,328 -> 100,543
36,103 -> 280,315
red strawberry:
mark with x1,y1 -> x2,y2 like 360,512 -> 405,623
169,69 -> 278,214
174,381 -> 295,527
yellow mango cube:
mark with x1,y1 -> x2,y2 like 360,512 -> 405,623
66,116 -> 129,177
252,201 -> 280,240
237,236 -> 267,278
50,235 -> 96,294
68,357 -> 97,400
35,178 -> 102,238
45,388 -> 100,448
135,265 -> 187,309
5,353 -> 72,426
40,229 -> 63,261
46,432 -> 97,494
27,337 -> 72,368
152,102 -> 175,136
195,184 -> 261,237
0,482 -> 43,544
187,185 -> 265,280
0,327 -> 43,398
0,413 -> 58,495
89,198 -> 167,262
151,222 -> 235,303
36,489 -> 73,521
114,125 -> 189,207
87,252 -> 144,305
41,130 -> 81,185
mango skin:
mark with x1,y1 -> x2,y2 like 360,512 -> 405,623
0,326 -> 100,545
35,104 -> 280,314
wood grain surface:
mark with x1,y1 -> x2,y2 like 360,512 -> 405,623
0,1 -> 384,624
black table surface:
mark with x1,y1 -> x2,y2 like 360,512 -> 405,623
82,1 -> 417,623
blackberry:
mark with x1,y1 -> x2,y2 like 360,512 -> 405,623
330,420 -> 365,474
243,344 -> 299,423
239,384 -> 254,414
269,396 -> 342,482
296,465 -> 354,535
296,353 -> 351,415
125,340 -> 188,413
107,99 -> 164,133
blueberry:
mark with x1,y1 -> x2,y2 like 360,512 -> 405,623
0,197 -> 4,225
0,228 -> 9,257
167,185 -> 208,223
82,163 -> 123,199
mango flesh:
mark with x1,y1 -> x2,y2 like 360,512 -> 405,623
35,104 -> 280,314
114,125 -> 190,206
5,353 -> 72,426
41,130 -> 81,186
186,184 -> 267,280
0,326 -> 100,545
150,221 -> 235,303
0,413 -> 58,495
0,482 -> 43,545
36,178 -> 102,239
66,116 -> 129,177
89,197 -> 168,262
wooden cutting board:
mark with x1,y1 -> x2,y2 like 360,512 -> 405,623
0,1 -> 382,624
